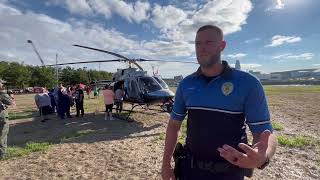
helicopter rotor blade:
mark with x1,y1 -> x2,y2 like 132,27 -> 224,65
46,59 -> 123,66
73,44 -> 130,60
73,44 -> 144,70
137,58 -> 198,64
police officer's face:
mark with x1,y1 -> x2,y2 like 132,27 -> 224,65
195,29 -> 226,68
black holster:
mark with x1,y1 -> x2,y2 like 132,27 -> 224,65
173,142 -> 253,179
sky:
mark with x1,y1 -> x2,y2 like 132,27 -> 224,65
0,0 -> 320,78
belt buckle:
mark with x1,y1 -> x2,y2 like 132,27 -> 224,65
213,162 -> 231,173
196,160 -> 216,173
196,160 -> 232,174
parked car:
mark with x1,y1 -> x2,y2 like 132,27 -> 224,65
11,88 -> 24,94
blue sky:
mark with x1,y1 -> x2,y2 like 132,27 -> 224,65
0,0 -> 319,78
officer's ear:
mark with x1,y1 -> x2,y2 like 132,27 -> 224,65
220,40 -> 226,52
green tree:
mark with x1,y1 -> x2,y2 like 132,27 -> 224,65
0,61 -> 10,79
2,62 -> 31,88
29,66 -> 56,88
60,66 -> 74,85
0,61 -> 113,87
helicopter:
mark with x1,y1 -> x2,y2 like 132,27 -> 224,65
47,44 -> 197,118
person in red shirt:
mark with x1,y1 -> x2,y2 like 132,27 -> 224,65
102,85 -> 115,120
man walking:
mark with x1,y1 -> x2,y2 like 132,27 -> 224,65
114,86 -> 124,113
0,79 -> 13,158
75,84 -> 84,117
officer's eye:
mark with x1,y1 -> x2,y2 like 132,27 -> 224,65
206,41 -> 215,45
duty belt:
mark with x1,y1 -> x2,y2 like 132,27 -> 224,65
189,152 -> 253,177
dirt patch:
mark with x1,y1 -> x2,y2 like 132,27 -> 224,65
0,92 -> 319,179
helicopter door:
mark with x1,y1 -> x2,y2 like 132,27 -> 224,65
127,78 -> 141,100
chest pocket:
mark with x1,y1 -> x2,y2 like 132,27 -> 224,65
183,86 -> 203,106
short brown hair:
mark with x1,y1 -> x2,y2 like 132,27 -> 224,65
197,25 -> 223,40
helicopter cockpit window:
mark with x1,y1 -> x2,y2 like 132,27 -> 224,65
139,77 -> 162,93
153,76 -> 168,89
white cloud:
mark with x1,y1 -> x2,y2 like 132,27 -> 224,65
141,40 -> 193,58
45,0 -> 91,14
242,64 -> 262,69
191,0 -> 252,35
244,38 -> 260,44
275,0 -> 285,9
47,0 -> 253,42
151,0 -> 252,41
266,0 -> 285,11
104,0 -> 150,23
226,53 -> 247,59
139,61 -> 198,78
168,0 -> 200,10
266,35 -> 301,47
65,0 -> 92,15
230,63 -> 262,69
0,2 -> 21,15
272,53 -> 314,60
0,1 -> 254,78
0,2 -> 196,77
313,64 -> 320,67
151,4 -> 187,30
49,0 -> 150,23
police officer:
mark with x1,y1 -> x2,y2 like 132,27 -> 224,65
0,79 -> 13,158
161,25 -> 277,180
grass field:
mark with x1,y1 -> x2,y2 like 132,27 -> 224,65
1,85 -> 320,179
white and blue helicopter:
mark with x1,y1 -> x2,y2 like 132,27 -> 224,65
47,44 -> 197,118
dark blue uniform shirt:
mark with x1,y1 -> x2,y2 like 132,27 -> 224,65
170,61 -> 273,160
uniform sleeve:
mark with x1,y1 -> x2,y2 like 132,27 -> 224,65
0,93 -> 13,105
244,79 -> 273,133
170,82 -> 187,121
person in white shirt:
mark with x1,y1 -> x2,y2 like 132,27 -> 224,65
34,88 -> 52,122
114,86 -> 125,113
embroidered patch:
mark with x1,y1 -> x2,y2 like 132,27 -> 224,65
221,82 -> 234,96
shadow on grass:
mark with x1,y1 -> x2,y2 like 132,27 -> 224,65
2,107 -> 164,160
7,112 -> 162,148
9,110 -> 39,120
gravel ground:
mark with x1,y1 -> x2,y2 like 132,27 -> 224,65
0,92 -> 319,180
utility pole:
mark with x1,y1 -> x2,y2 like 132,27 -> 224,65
56,53 -> 58,86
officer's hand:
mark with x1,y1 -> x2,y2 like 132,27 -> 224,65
161,164 -> 176,180
217,130 -> 271,169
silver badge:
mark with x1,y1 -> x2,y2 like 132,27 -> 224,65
221,82 -> 234,96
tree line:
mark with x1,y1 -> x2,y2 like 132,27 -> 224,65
0,61 -> 112,88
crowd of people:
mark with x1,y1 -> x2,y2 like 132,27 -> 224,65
34,84 -> 125,122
